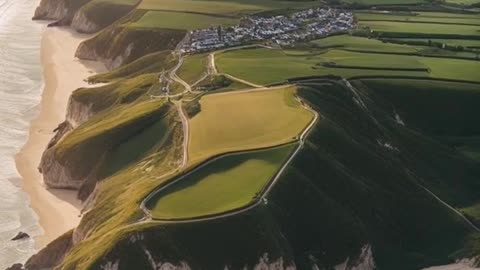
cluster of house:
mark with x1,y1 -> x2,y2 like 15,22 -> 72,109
180,8 -> 356,53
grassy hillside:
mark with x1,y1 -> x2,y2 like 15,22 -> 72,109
177,53 -> 209,85
188,86 -> 313,165
87,51 -> 176,83
73,73 -> 157,114
138,0 -> 323,15
129,10 -> 240,30
147,143 -> 296,219
63,79 -> 480,270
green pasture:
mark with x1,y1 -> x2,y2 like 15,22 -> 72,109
216,48 -> 429,85
177,53 -> 208,84
310,35 -> 419,53
147,143 -> 296,219
342,0 -> 426,4
356,11 -> 480,25
129,10 -> 239,30
386,38 -> 480,48
138,0 -> 322,16
360,20 -> 480,36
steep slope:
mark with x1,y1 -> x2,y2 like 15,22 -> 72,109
33,0 -> 137,32
38,78 -> 480,270
75,10 -> 185,69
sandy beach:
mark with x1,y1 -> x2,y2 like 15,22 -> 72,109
14,27 -> 105,248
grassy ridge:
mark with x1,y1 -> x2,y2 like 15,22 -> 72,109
76,79 -> 480,270
74,73 -> 157,114
138,0 -> 323,15
147,143 -> 296,219
129,10 -> 239,30
87,50 -> 175,83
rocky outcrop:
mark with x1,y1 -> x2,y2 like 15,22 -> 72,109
39,148 -> 84,189
38,96 -> 95,190
76,41 -> 135,70
66,95 -> 95,128
24,231 -> 73,270
11,232 -> 30,241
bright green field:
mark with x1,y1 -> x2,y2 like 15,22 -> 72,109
129,10 -> 239,30
217,47 -> 480,84
356,11 -> 480,25
147,143 -> 296,219
310,35 -> 419,53
342,0 -> 425,4
216,48 -> 429,85
139,0 -> 323,15
387,38 -> 480,48
177,53 -> 208,84
445,0 -> 480,4
360,20 -> 480,36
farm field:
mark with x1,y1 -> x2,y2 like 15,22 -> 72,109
177,53 -> 208,84
310,35 -> 419,53
342,0 -> 426,4
360,20 -> 480,36
445,0 -> 480,4
216,48 -> 430,85
419,57 -> 480,82
129,11 -> 239,30
138,0 -> 323,16
188,86 -> 313,165
146,143 -> 296,219
387,38 -> 480,48
355,11 -> 480,25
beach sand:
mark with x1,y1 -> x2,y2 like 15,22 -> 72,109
15,27 -> 105,249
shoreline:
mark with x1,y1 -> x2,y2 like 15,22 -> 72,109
14,26 -> 106,249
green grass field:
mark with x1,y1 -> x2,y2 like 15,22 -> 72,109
445,0 -> 480,4
217,46 -> 480,84
216,48 -> 430,85
188,86 -> 313,165
386,38 -> 480,48
360,20 -> 480,36
342,0 -> 425,4
147,143 -> 296,219
177,53 -> 208,84
129,11 -> 239,30
138,0 -> 323,16
310,35 -> 419,53
355,11 -> 480,25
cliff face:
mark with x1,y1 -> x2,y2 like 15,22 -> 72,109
71,10 -> 99,34
32,0 -> 69,20
65,95 -> 95,128
71,2 -> 139,34
75,20 -> 186,69
38,95 -> 96,190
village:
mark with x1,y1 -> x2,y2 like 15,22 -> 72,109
180,8 -> 356,53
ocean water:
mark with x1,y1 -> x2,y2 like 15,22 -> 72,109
0,0 -> 45,267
